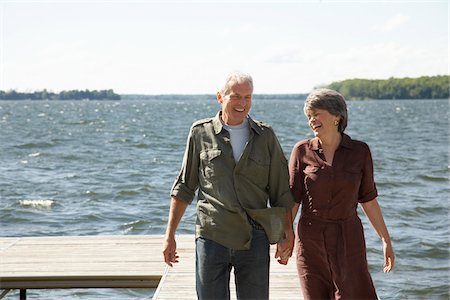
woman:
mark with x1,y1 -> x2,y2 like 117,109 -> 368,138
289,89 -> 394,299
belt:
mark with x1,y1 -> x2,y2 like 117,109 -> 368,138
302,213 -> 357,282
248,218 -> 264,230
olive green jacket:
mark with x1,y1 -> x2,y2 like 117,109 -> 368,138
171,112 -> 294,250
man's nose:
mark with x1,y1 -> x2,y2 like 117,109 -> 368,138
238,97 -> 246,106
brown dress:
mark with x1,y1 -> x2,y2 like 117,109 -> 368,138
289,134 -> 378,300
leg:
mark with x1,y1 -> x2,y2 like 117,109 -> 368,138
297,220 -> 334,300
196,237 -> 232,300
333,218 -> 378,299
233,229 -> 270,300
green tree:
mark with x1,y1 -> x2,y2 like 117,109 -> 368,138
326,75 -> 449,100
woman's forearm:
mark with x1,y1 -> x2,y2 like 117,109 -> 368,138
360,198 -> 391,243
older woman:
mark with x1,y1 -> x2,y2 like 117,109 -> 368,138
289,89 -> 395,299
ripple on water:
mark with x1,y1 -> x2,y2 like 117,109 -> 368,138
120,219 -> 149,234
115,190 -> 141,199
15,142 -> 55,149
18,199 -> 55,208
416,173 -> 449,182
1,99 -> 448,299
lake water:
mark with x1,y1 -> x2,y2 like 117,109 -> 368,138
0,98 -> 448,299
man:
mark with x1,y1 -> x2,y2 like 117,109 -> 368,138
162,71 -> 294,299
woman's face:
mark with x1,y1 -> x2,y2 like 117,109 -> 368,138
305,108 -> 340,137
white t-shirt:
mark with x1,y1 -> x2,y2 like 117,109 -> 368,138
223,119 -> 250,163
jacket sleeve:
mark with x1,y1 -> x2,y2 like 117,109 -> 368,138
267,128 -> 295,210
170,125 -> 200,204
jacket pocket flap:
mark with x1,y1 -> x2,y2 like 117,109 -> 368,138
200,149 -> 221,160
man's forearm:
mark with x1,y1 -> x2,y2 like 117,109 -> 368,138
165,196 -> 189,238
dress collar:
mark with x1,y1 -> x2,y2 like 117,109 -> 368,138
310,133 -> 353,150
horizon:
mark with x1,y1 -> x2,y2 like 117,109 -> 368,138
2,0 -> 448,94
1,73 -> 446,95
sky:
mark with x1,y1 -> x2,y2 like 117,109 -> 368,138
1,0 -> 448,94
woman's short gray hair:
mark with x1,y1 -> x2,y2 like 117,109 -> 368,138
220,71 -> 254,96
304,88 -> 348,133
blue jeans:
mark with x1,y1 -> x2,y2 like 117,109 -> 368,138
195,228 -> 270,300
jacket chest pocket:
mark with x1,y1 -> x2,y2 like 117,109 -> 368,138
200,149 -> 225,181
247,152 -> 270,187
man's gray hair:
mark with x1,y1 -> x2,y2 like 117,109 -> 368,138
220,71 -> 254,96
304,88 -> 348,133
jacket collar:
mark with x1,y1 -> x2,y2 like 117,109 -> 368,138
212,111 -> 263,135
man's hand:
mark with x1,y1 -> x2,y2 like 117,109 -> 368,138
162,236 -> 179,267
275,230 -> 294,265
163,197 -> 188,267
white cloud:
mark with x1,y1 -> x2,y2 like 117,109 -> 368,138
372,14 -> 410,32
245,40 -> 447,93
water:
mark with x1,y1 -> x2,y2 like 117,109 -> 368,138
0,98 -> 448,299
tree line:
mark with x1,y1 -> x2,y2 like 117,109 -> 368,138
325,75 -> 449,100
1,75 -> 448,101
0,89 -> 121,100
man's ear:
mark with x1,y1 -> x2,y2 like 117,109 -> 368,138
216,91 -> 223,104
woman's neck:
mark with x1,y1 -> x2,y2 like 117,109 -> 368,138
317,132 -> 342,165
318,132 -> 342,151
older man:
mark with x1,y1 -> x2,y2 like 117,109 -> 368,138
163,71 -> 294,299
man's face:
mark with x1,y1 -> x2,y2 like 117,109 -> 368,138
217,81 -> 252,126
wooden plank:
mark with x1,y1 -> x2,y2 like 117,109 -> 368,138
0,238 -> 20,251
1,276 -> 161,289
153,235 -> 303,300
0,235 -> 166,289
0,235 -> 303,299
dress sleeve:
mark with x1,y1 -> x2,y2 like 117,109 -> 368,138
358,143 -> 378,203
289,143 -> 306,204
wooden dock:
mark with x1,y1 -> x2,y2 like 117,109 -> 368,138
0,235 -> 302,299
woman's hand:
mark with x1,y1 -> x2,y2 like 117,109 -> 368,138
275,229 -> 294,265
383,239 -> 395,272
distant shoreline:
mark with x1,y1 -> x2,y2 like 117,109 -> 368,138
1,75 -> 448,101
120,94 -> 309,101
1,95 -> 448,102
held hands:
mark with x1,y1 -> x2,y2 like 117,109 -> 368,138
163,236 -> 179,267
275,230 -> 294,265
